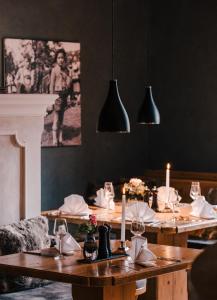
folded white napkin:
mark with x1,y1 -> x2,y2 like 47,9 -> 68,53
59,194 -> 91,215
94,188 -> 115,210
55,232 -> 81,254
127,236 -> 157,267
191,196 -> 217,219
126,202 -> 155,222
157,186 -> 181,203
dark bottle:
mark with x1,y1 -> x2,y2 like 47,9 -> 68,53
144,186 -> 150,204
151,186 -> 159,211
50,238 -> 56,248
104,223 -> 112,256
97,225 -> 109,259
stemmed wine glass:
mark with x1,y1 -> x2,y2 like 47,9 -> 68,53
190,182 -> 201,200
53,218 -> 68,259
168,190 -> 179,222
104,182 -> 115,209
130,217 -> 145,236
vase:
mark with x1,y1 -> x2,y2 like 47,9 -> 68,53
83,233 -> 98,261
128,194 -> 144,204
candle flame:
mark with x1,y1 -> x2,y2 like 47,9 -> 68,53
167,163 -> 171,169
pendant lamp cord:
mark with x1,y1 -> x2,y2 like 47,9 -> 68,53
112,0 -> 115,79
146,0 -> 150,85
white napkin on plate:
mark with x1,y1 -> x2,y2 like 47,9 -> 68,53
191,196 -> 217,219
126,202 -> 155,222
55,232 -> 81,254
59,194 -> 91,215
94,188 -> 115,210
127,236 -> 157,267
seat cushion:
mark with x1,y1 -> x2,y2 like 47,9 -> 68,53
0,216 -> 50,294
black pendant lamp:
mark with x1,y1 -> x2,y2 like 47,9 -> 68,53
137,86 -> 160,124
97,0 -> 130,133
137,0 -> 160,125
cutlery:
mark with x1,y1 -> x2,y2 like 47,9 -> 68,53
157,256 -> 181,262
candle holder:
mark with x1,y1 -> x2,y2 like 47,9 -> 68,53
113,241 -> 128,255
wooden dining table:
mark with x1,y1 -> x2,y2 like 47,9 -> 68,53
0,242 -> 201,300
42,204 -> 217,300
42,204 -> 217,247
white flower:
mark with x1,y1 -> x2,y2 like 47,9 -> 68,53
125,178 -> 145,196
129,178 -> 143,187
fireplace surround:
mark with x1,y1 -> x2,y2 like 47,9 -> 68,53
0,94 -> 56,226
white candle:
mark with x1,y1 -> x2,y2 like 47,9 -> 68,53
166,163 -> 171,203
121,187 -> 126,242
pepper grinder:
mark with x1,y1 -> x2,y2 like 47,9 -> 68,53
104,223 -> 112,256
97,225 -> 109,259
151,186 -> 159,211
144,186 -> 150,205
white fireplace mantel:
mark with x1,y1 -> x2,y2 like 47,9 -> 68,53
0,94 -> 56,225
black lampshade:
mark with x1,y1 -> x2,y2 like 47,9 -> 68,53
97,79 -> 130,132
137,86 -> 160,124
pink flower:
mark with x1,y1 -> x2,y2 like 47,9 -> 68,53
89,214 -> 97,226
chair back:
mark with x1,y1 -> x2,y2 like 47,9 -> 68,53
191,243 -> 217,300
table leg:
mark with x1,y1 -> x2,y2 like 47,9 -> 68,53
157,232 -> 188,300
155,232 -> 188,300
140,232 -> 188,300
72,282 -> 136,300
114,229 -> 189,300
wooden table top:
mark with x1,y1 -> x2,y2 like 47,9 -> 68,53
42,203 -> 217,234
0,242 -> 201,287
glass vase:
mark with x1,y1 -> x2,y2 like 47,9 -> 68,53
83,233 -> 98,262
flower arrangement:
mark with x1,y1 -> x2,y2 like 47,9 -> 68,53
79,214 -> 97,235
124,178 -> 145,197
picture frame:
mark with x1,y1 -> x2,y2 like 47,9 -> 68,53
3,38 -> 81,147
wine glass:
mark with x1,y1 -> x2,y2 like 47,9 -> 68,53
104,182 -> 115,209
53,218 -> 68,259
130,217 -> 145,236
168,190 -> 179,222
190,182 -> 201,200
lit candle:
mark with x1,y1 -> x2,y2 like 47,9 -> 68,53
121,186 -> 126,242
166,163 -> 171,203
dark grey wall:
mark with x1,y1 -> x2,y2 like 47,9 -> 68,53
0,0 -> 150,210
5,0 -> 215,210
149,0 -> 217,172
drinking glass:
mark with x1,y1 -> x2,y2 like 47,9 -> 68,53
130,217 -> 145,236
168,190 -> 179,222
104,182 -> 115,209
190,182 -> 201,200
53,218 -> 68,259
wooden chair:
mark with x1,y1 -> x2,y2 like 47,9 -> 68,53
191,243 -> 217,300
207,187 -> 217,205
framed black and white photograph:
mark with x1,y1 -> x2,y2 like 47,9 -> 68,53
3,38 -> 81,147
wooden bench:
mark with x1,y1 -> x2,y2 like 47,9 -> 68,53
142,169 -> 217,203
142,170 -> 217,248
120,170 -> 217,248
